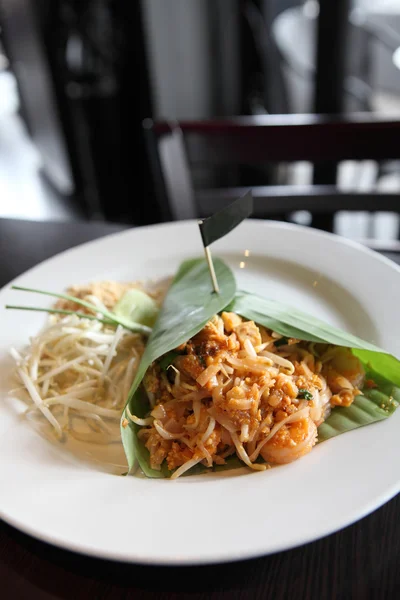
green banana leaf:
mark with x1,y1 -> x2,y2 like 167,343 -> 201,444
228,291 -> 400,387
121,258 -> 400,478
121,258 -> 236,474
318,368 -> 400,441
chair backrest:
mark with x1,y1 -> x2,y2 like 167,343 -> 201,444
143,114 -> 400,222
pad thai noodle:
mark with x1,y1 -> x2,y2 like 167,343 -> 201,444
127,313 -> 365,479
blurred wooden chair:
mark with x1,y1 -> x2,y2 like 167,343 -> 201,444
142,114 -> 400,233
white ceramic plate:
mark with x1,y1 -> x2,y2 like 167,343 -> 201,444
0,220 -> 399,565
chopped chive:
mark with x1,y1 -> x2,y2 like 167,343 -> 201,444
5,305 -> 114,326
198,354 -> 206,368
8,285 -> 152,335
298,388 -> 313,400
11,285 -> 119,322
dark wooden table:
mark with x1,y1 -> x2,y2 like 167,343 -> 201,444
1,218 -> 399,600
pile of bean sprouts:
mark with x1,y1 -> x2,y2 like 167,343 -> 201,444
10,314 -> 145,443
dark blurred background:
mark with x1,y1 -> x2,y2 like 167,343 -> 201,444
0,0 -> 399,240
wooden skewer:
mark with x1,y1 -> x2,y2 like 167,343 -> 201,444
198,220 -> 220,294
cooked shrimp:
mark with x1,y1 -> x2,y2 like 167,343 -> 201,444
260,418 -> 317,464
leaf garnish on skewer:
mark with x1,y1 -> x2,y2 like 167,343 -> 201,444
198,191 -> 253,293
